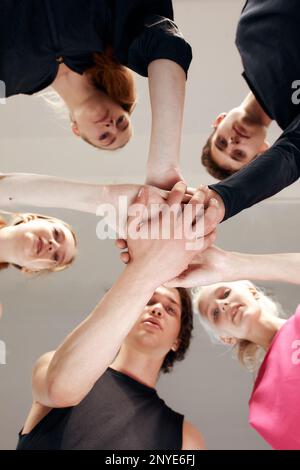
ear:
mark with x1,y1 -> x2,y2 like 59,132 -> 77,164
212,112 -> 227,129
219,336 -> 237,346
71,121 -> 80,137
171,338 -> 180,352
259,141 -> 270,153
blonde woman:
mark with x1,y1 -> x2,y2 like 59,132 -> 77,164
166,246 -> 300,450
0,212 -> 77,274
1,0 -> 192,189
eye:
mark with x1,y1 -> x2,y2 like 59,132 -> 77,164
99,132 -> 109,141
167,306 -> 176,315
223,289 -> 231,299
217,137 -> 227,149
53,228 -> 60,241
212,308 -> 219,322
117,115 -> 129,131
117,116 -> 125,125
52,252 -> 60,264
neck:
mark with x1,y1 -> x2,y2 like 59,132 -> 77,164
241,92 -> 272,127
110,345 -> 163,389
247,314 -> 286,351
51,65 -> 95,113
0,226 -> 16,264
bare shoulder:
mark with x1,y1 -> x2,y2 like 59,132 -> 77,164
182,419 -> 206,450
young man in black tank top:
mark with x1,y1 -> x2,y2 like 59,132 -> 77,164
17,183 -> 214,450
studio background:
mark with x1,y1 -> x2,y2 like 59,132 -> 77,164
1,0 -> 299,450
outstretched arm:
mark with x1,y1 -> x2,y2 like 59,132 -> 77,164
165,246 -> 300,288
31,184 -> 213,409
0,173 -> 170,234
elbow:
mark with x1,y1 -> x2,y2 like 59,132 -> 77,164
46,376 -> 86,408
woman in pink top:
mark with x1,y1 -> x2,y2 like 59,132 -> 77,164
164,247 -> 300,450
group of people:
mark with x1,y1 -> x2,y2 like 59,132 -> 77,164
1,0 -> 300,451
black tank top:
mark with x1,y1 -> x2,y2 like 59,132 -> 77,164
17,368 -> 184,450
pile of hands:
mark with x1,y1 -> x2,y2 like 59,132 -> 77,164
115,178 -> 230,288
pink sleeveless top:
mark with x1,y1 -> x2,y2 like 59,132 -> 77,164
249,305 -> 300,450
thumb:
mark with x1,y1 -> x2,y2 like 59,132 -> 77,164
134,186 -> 149,206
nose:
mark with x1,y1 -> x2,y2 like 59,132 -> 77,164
150,304 -> 163,317
230,134 -> 240,145
105,118 -> 116,128
48,238 -> 59,252
216,299 -> 229,312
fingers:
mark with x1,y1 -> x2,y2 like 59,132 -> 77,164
115,239 -> 127,249
166,181 -> 187,207
134,186 -> 149,205
120,252 -> 130,264
203,198 -> 221,235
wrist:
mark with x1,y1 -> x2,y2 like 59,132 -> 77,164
225,251 -> 251,281
123,262 -> 160,293
209,189 -> 225,222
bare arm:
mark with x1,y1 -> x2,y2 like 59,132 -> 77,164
32,184 -> 209,409
0,173 -> 138,213
182,420 -> 206,450
0,173 -> 170,235
32,263 -> 158,408
146,60 -> 186,189
226,251 -> 300,285
166,247 -> 300,288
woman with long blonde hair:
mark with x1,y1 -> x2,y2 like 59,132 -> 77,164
165,246 -> 300,450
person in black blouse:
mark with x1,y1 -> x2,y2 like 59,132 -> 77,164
1,0 -> 192,189
16,185 -> 208,450
197,0 -> 300,225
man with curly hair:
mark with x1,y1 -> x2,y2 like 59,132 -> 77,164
17,286 -> 203,450
16,184 -> 210,450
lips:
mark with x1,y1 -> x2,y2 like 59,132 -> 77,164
142,317 -> 162,330
233,125 -> 250,139
230,305 -> 243,324
36,237 -> 43,255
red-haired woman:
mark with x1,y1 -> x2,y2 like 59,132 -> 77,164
1,0 -> 192,188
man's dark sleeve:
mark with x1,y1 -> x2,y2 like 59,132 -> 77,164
127,14 -> 192,78
209,115 -> 300,221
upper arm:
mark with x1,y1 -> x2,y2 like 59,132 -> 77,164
32,351 -> 77,409
182,419 -> 206,450
128,15 -> 192,77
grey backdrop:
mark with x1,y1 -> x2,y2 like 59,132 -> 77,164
1,0 -> 299,450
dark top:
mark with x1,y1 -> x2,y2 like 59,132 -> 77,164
210,113 -> 300,220
210,0 -> 300,221
236,0 -> 300,131
16,368 -> 184,450
0,0 -> 192,97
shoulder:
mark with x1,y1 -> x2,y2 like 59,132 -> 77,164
182,419 -> 206,450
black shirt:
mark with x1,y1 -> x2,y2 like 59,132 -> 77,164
0,0 -> 192,97
210,0 -> 300,220
16,368 -> 184,450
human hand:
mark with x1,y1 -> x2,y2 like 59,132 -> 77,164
124,182 -> 216,286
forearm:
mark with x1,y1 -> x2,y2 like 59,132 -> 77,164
44,264 -> 157,406
147,59 -> 186,173
0,172 -> 142,220
226,251 -> 300,285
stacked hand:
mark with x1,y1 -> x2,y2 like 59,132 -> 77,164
116,182 -> 223,286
